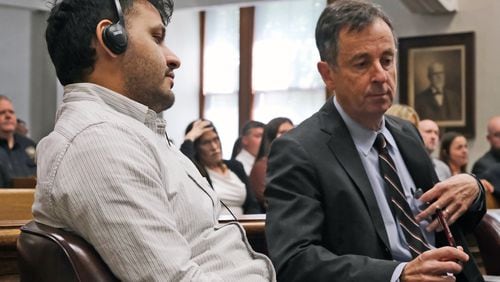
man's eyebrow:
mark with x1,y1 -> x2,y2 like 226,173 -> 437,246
382,48 -> 395,56
152,23 -> 166,38
348,52 -> 370,63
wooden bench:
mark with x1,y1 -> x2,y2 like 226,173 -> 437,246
0,189 -> 35,280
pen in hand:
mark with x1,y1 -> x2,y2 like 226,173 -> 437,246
414,188 -> 456,247
435,208 -> 456,247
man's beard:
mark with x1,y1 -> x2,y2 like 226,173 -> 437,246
123,75 -> 175,113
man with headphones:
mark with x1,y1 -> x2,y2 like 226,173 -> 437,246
34,0 -> 275,281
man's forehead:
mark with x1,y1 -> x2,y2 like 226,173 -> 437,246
0,99 -> 13,108
338,23 -> 395,56
248,127 -> 263,135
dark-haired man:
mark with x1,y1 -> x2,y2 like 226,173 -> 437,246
265,1 -> 484,281
34,0 -> 274,281
235,120 -> 265,175
472,115 -> 500,198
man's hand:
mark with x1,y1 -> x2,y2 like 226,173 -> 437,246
401,246 -> 468,282
185,120 -> 213,142
480,179 -> 494,193
415,174 -> 480,232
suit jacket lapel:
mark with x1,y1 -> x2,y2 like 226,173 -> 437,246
385,118 -> 437,191
319,102 -> 391,250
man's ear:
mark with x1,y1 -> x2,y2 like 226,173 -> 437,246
241,135 -> 249,147
95,19 -> 119,58
317,61 -> 336,92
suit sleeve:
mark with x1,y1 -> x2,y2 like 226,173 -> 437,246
265,136 -> 398,282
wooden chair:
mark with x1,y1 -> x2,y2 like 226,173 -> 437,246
474,209 -> 500,275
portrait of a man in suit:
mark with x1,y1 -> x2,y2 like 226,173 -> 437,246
414,61 -> 462,121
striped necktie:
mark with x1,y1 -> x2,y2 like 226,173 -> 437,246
374,133 -> 431,258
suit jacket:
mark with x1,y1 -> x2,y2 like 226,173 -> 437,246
265,100 -> 485,282
472,149 -> 500,177
415,87 -> 461,121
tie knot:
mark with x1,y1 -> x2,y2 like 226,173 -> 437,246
374,133 -> 387,153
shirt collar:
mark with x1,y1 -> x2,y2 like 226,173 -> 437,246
62,83 -> 165,135
333,96 -> 396,156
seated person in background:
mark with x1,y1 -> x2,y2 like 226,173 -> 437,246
418,119 -> 452,181
234,120 -> 265,175
34,0 -> 274,280
181,119 -> 262,216
387,106 -> 452,181
249,117 -> 294,210
440,131 -> 494,193
472,115 -> 500,176
480,163 -> 500,199
0,95 -> 36,180
385,103 -> 419,127
265,1 -> 485,281
440,131 -> 468,176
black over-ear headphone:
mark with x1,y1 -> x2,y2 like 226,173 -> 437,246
102,0 -> 128,54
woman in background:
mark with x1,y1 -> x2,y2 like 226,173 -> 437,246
440,131 -> 494,193
249,117 -> 294,210
180,120 -> 261,216
439,131 -> 468,175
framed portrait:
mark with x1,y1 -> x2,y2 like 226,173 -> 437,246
398,32 -> 475,137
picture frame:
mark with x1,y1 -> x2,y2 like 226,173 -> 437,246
398,32 -> 475,137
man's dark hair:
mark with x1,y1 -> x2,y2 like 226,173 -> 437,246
315,0 -> 396,67
241,120 -> 265,136
45,0 -> 173,86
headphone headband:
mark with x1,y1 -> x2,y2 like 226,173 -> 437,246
102,0 -> 128,54
114,0 -> 125,26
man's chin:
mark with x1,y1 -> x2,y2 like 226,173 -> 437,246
155,91 -> 175,112
163,93 -> 175,110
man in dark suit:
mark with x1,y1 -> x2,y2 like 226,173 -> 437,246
414,62 -> 461,121
472,115 -> 500,177
472,115 -> 500,198
265,1 -> 485,281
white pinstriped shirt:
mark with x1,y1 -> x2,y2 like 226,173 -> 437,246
33,83 -> 275,282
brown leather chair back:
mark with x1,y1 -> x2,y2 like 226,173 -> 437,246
17,221 -> 119,282
474,209 -> 500,275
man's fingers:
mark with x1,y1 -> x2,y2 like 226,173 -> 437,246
402,247 -> 467,282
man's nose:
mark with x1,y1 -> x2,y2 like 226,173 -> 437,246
164,46 -> 181,70
371,62 -> 388,83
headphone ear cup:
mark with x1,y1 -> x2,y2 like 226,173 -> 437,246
102,23 -> 128,54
